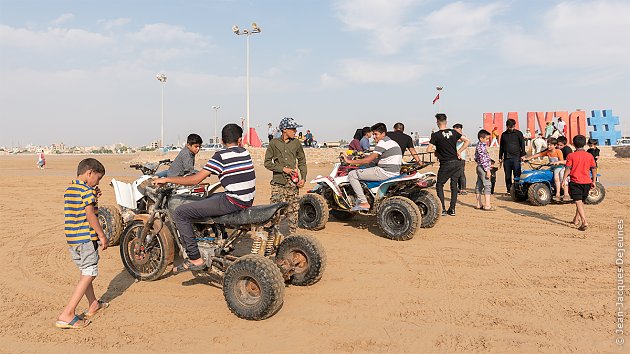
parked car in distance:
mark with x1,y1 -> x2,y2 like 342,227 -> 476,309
201,143 -> 224,151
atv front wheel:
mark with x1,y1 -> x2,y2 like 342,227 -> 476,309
298,193 -> 329,230
377,196 -> 421,241
527,183 -> 551,206
585,182 -> 606,205
98,205 -> 123,246
414,190 -> 440,228
276,235 -> 326,286
223,255 -> 285,320
120,221 -> 170,281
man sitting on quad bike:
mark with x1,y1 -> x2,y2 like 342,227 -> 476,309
156,133 -> 202,178
153,124 -> 256,273
344,122 -> 402,211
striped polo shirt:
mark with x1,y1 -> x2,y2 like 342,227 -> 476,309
204,146 -> 256,207
374,136 -> 403,175
64,179 -> 98,245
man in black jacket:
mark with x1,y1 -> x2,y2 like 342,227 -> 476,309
499,119 -> 526,195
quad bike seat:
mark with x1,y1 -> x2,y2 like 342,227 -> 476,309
196,202 -> 289,226
363,174 -> 404,189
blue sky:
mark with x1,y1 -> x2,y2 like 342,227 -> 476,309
1,0 -> 629,147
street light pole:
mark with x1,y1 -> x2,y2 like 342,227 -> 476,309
156,73 -> 167,147
212,105 -> 221,144
436,86 -> 443,113
233,23 -> 261,146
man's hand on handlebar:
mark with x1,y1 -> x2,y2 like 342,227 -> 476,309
152,176 -> 169,186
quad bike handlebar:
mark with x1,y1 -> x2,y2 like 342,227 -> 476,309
129,159 -> 172,175
524,160 -> 554,170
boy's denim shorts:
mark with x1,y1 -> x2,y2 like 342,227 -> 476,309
68,241 -> 99,276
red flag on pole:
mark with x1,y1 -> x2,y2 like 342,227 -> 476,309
432,93 -> 440,104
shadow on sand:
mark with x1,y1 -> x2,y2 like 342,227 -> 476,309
101,269 -> 136,303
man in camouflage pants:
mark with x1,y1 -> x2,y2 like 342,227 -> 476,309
264,117 -> 307,235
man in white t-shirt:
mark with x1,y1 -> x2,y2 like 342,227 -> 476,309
344,122 -> 402,211
557,117 -> 566,136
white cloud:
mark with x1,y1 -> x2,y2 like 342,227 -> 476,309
51,13 -> 74,25
0,24 -> 114,50
500,1 -> 630,68
128,23 -> 208,46
336,59 -> 425,84
98,17 -> 131,30
334,0 -> 422,55
423,2 -> 504,41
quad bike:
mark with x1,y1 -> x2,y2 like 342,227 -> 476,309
119,183 -> 326,320
510,161 -> 605,206
298,153 -> 440,241
99,159 -> 212,246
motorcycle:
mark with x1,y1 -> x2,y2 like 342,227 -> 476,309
298,153 -> 440,241
99,159 -> 211,246
118,182 -> 326,320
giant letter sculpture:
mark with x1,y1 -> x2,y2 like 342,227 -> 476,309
588,109 -> 621,146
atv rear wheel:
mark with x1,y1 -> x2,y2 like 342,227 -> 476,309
510,185 -> 528,202
585,182 -> 605,205
298,193 -> 329,230
414,190 -> 440,228
120,221 -> 170,281
223,255 -> 285,320
377,196 -> 421,241
527,183 -> 551,206
329,209 -> 355,221
276,235 -> 326,286
98,205 -> 123,246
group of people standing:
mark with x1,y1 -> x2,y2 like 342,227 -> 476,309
268,123 -> 314,147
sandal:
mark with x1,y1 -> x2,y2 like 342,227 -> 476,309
172,259 -> 206,274
482,206 -> 496,211
83,300 -> 109,318
474,206 -> 483,210
351,204 -> 370,212
578,224 -> 588,231
55,315 -> 90,329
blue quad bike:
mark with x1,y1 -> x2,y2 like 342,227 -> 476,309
510,162 -> 605,206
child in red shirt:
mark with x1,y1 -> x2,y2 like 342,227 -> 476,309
561,135 -> 596,231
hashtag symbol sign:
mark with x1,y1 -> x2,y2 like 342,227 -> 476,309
587,109 -> 621,146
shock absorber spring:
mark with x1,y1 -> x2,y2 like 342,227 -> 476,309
251,231 -> 266,255
264,231 -> 275,256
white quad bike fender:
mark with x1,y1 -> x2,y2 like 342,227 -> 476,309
111,175 -> 153,209
372,171 -> 436,199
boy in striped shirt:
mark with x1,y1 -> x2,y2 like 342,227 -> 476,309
154,124 -> 256,273
57,158 -> 108,329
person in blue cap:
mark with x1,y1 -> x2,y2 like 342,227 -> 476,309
264,117 -> 307,235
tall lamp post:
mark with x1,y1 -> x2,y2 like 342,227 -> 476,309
211,105 -> 221,145
435,86 -> 443,113
232,23 -> 261,146
156,73 -> 167,147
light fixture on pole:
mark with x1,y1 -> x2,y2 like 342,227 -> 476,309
232,23 -> 262,146
211,105 -> 221,145
156,73 -> 167,147
435,86 -> 443,113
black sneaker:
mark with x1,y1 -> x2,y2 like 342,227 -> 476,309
441,210 -> 447,217
447,209 -> 456,216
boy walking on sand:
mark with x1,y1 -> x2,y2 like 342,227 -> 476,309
562,135 -> 596,231
264,117 -> 307,235
57,158 -> 108,329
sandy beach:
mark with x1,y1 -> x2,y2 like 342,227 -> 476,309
0,153 -> 628,353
